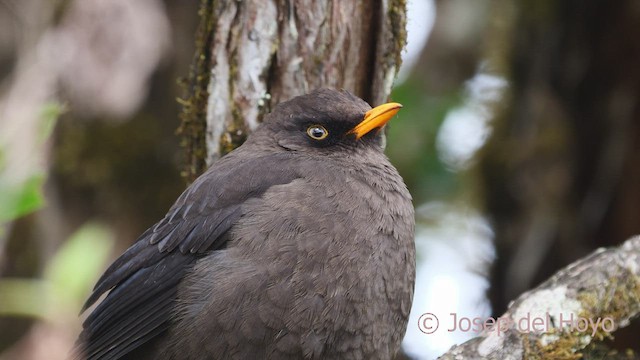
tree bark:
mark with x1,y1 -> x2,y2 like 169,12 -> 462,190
178,0 -> 407,182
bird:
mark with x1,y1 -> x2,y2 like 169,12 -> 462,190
75,88 -> 415,360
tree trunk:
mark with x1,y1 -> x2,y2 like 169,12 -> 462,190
178,0 -> 407,182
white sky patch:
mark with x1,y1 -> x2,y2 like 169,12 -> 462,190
436,72 -> 507,171
397,0 -> 436,81
395,3 -> 505,358
403,203 -> 495,359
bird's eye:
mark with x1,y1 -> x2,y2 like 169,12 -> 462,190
306,125 -> 329,140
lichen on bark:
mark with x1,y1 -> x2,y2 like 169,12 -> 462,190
438,236 -> 640,360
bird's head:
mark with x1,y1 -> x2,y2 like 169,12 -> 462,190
252,88 -> 402,155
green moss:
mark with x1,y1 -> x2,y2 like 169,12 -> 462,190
534,334 -> 583,360
219,106 -> 248,156
177,0 -> 217,184
517,327 -> 583,360
387,0 -> 408,75
523,273 -> 640,359
216,39 -> 249,157
577,273 -> 640,342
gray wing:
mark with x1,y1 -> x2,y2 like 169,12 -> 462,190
76,151 -> 301,360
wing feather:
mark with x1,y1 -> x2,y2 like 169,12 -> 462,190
76,151 -> 301,359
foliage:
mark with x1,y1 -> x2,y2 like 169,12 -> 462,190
0,102 -> 113,320
0,102 -> 63,224
0,222 -> 113,319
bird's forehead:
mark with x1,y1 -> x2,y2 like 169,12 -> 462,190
273,88 -> 372,125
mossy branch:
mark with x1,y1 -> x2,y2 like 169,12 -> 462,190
439,236 -> 640,360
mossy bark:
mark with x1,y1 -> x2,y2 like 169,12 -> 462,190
178,0 -> 407,183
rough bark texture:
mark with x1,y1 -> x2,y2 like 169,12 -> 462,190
178,0 -> 407,182
438,236 -> 640,360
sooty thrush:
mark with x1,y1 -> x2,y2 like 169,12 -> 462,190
76,88 -> 416,360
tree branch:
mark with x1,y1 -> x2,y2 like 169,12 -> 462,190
438,236 -> 640,359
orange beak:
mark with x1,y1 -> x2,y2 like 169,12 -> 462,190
349,102 -> 403,139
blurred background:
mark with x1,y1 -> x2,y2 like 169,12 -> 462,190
1,1 -> 639,359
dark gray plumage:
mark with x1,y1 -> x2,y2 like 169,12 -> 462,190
76,88 -> 415,360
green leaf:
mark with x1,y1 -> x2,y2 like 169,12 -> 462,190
45,222 -> 114,312
0,174 -> 46,223
0,101 -> 64,224
0,223 -> 114,319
